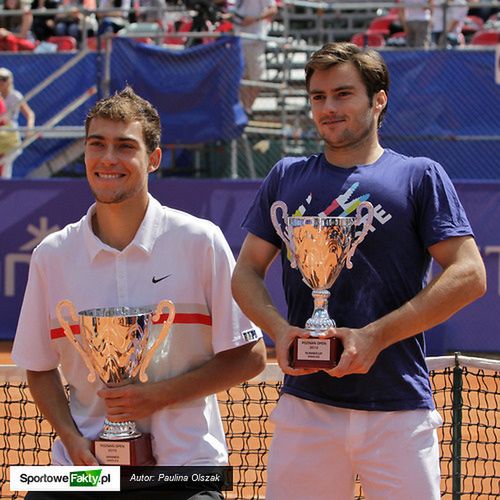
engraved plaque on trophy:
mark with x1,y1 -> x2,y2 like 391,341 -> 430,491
56,300 -> 175,465
271,200 -> 373,369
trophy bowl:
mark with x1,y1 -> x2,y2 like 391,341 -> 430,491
56,299 -> 175,464
271,200 -> 373,369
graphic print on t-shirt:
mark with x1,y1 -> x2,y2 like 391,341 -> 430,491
291,182 -> 393,232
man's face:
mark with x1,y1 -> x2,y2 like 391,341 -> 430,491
308,62 -> 385,153
84,118 -> 160,205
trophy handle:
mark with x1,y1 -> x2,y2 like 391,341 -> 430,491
138,300 -> 176,383
345,201 -> 374,270
270,200 -> 297,268
55,300 -> 96,383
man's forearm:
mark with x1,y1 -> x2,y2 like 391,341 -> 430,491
27,369 -> 81,443
231,263 -> 289,342
156,340 -> 267,406
99,340 -> 267,420
364,258 -> 486,352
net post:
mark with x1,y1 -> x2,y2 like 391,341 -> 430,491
452,352 -> 463,500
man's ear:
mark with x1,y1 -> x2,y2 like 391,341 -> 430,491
374,90 -> 387,112
148,147 -> 162,174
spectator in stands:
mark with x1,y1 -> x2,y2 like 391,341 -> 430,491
31,0 -> 60,41
231,0 -> 278,117
0,94 -> 19,178
0,0 -> 35,50
135,0 -> 166,23
432,0 -> 468,48
399,0 -> 433,48
54,0 -> 98,42
0,67 -> 35,178
231,42 -> 486,500
96,0 -> 131,35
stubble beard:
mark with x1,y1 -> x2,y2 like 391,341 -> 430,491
319,108 -> 377,153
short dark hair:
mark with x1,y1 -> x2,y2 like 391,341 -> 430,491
305,42 -> 390,127
85,86 -> 161,153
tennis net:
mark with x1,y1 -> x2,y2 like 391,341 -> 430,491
1,355 -> 499,499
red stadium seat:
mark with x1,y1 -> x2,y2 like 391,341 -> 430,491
164,18 -> 193,46
351,32 -> 386,48
86,37 -> 99,51
462,15 -> 485,35
470,30 -> 500,45
47,36 -> 77,52
0,34 -> 36,52
367,16 -> 395,37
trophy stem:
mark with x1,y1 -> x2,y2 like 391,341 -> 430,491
305,290 -> 336,336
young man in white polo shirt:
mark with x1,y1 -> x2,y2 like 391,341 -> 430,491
12,86 -> 266,499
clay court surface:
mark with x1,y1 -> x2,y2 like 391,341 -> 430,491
1,341 -> 499,499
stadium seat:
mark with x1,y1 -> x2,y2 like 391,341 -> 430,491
465,15 -> 485,30
367,16 -> 395,36
470,30 -> 500,45
351,32 -> 386,48
0,34 -> 36,52
164,17 -> 193,46
47,36 -> 77,52
462,15 -> 485,36
86,37 -> 99,51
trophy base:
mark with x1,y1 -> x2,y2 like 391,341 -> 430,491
290,336 -> 343,369
91,433 -> 155,465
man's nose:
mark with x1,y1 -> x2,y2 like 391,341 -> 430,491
323,96 -> 338,113
101,146 -> 118,164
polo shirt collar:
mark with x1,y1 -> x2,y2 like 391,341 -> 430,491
83,194 -> 164,261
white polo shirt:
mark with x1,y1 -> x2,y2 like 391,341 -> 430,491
12,194 -> 262,466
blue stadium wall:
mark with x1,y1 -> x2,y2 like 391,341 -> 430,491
1,178 -> 500,355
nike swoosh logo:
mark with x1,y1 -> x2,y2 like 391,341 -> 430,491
152,274 -> 172,284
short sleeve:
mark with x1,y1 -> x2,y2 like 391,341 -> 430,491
242,162 -> 283,248
416,162 -> 473,248
204,225 -> 262,354
12,247 -> 60,371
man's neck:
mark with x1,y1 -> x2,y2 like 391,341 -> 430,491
92,198 -> 149,251
324,139 -> 384,169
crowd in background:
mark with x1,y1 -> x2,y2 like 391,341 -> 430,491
0,0 -> 497,52
396,0 -> 499,48
0,0 -> 498,178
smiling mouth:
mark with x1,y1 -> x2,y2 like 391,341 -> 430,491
96,173 -> 124,179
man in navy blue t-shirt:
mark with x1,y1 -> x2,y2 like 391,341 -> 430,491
231,42 -> 486,499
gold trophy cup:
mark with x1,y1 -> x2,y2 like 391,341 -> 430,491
271,200 -> 373,368
56,300 -> 175,465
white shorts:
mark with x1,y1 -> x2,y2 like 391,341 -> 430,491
242,41 -> 266,81
266,393 -> 442,500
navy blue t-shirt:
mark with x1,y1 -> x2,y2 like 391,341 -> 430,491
242,149 -> 473,411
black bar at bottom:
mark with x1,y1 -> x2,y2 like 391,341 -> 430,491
120,466 -> 233,491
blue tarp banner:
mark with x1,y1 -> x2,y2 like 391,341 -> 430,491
0,52 -> 99,177
380,50 -> 500,179
382,51 -> 498,137
2,47 -> 498,177
109,37 -> 248,145
1,178 -> 500,355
